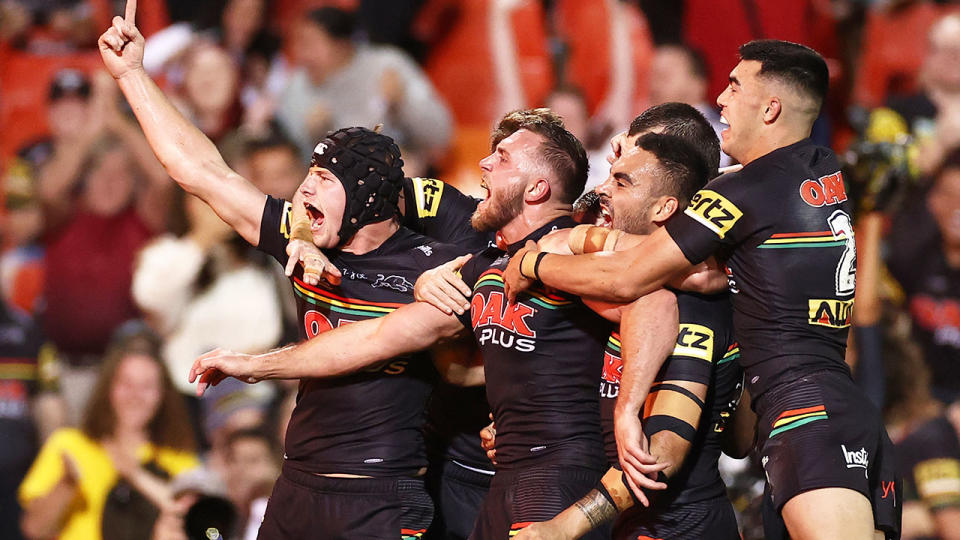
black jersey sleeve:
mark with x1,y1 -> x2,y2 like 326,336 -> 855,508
664,173 -> 755,265
256,195 -> 293,266
401,177 -> 486,251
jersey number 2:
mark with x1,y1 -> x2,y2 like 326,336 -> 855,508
828,210 -> 856,296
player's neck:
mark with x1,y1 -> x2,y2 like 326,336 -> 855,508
739,125 -> 811,166
498,205 -> 571,245
341,219 -> 399,255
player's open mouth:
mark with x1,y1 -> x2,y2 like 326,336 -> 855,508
480,181 -> 491,201
598,200 -> 613,228
305,201 -> 324,231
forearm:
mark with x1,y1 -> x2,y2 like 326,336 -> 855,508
539,228 -> 689,302
614,291 -> 678,418
115,69 -> 231,198
489,3 -> 525,112
257,303 -> 455,379
21,480 -> 77,539
648,431 -> 692,479
37,139 -> 94,204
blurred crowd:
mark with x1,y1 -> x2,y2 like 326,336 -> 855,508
3,0 -> 960,539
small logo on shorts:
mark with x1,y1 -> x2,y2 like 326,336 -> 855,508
841,444 -> 869,475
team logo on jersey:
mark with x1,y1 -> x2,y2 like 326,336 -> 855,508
411,177 -> 444,218
279,200 -> 294,239
808,298 -> 853,328
684,190 -> 743,239
372,274 -> 415,292
799,171 -> 847,207
674,324 -> 715,361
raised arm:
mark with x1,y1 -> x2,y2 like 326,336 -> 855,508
189,300 -> 466,395
98,9 -> 265,245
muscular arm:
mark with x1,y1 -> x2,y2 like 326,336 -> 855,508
100,16 -> 265,245
190,300 -> 467,389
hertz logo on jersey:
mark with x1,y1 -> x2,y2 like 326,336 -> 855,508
685,190 -> 743,239
674,324 -> 715,361
411,177 -> 444,218
808,299 -> 853,328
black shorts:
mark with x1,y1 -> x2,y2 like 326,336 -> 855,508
258,463 -> 434,539
468,464 -> 608,540
425,460 -> 493,540
754,370 -> 901,538
613,495 -> 739,540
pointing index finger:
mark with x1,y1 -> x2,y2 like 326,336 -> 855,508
125,0 -> 136,24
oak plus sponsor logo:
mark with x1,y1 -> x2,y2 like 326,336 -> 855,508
684,190 -> 743,239
842,444 -> 869,477
471,291 -> 537,352
808,298 -> 853,328
799,171 -> 848,207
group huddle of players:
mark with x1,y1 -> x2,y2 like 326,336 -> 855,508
99,3 -> 899,538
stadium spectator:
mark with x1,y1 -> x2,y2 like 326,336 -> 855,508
276,6 -> 452,167
18,329 -> 198,540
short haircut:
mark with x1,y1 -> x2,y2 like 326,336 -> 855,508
306,7 -> 357,41
490,108 -> 589,204
738,39 -> 829,110
628,102 -> 721,176
634,133 -> 710,208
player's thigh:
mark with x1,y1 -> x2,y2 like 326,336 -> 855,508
781,487 -> 874,540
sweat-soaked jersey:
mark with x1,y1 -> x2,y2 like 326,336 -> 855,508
665,138 -> 855,398
456,217 -> 611,471
599,291 -> 742,506
257,196 -> 463,476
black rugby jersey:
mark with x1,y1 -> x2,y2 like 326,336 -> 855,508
665,138 -> 855,397
897,415 -> 960,511
599,292 -> 742,506
401,177 -> 495,470
401,177 -> 492,253
456,216 -> 611,470
258,196 -> 463,476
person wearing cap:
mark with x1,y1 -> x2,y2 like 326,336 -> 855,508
99,12 -> 481,537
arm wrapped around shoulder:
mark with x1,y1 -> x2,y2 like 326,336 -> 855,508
568,224 -> 623,254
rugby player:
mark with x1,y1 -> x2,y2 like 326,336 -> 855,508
97,6 -> 482,538
502,39 -> 901,539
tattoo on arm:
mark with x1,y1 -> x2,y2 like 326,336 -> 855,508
573,490 -> 618,529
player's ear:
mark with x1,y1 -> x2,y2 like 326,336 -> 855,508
763,97 -> 782,124
651,196 -> 679,224
526,178 -> 551,203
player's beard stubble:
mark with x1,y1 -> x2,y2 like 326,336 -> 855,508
471,182 -> 526,232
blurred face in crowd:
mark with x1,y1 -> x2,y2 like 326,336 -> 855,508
596,147 -> 668,235
297,166 -> 347,248
546,92 -> 588,144
924,15 -> 960,94
249,146 -> 303,199
294,21 -> 346,80
82,147 -> 136,217
227,436 -> 279,500
649,46 -> 707,107
716,60 -> 767,163
49,96 -> 91,140
930,167 -> 960,248
110,354 -> 163,433
473,129 -> 543,232
184,46 -> 238,114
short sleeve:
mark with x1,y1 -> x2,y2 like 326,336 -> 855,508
665,176 -> 751,265
19,429 -> 72,504
256,196 -> 293,265
401,177 -> 487,251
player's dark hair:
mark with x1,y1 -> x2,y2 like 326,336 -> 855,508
634,133 -> 710,207
628,103 -> 721,177
305,6 -> 357,41
738,39 -> 829,110
491,108 -> 589,204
